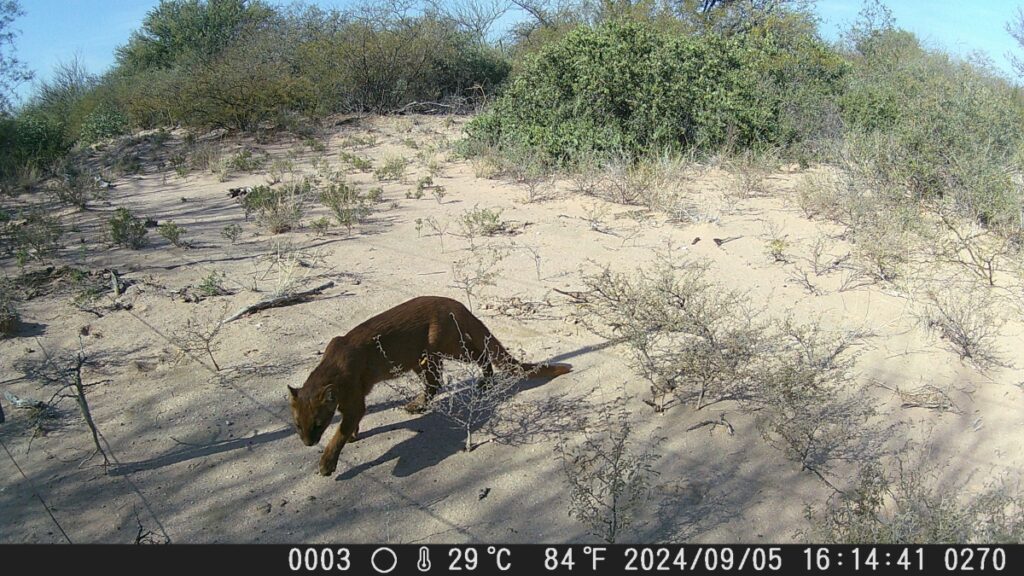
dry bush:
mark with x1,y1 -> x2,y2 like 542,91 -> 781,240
579,257 -> 766,412
849,205 -> 917,283
20,339 -> 109,468
919,285 -> 1007,369
928,211 -> 1017,287
378,334 -> 526,453
746,320 -> 882,485
595,153 -> 653,206
805,459 -> 1024,543
557,399 -> 660,544
451,244 -> 506,311
171,305 -> 229,372
248,240 -> 325,297
50,157 -> 105,209
2,208 -> 64,263
188,142 -> 221,172
725,149 -> 778,198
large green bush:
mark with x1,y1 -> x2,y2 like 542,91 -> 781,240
295,13 -> 509,115
839,27 -> 1024,227
467,18 -> 842,164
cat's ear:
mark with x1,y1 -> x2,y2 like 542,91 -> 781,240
287,385 -> 299,399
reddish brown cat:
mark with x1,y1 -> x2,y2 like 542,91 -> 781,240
288,296 -> 572,476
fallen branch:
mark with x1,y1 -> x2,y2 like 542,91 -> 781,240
686,413 -> 735,435
225,281 -> 335,322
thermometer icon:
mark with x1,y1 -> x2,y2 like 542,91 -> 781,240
417,546 -> 431,572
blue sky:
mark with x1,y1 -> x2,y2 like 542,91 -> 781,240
8,1 -> 1024,103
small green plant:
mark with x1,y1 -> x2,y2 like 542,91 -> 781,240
240,181 -> 310,234
319,181 -> 372,234
221,223 -> 242,244
304,137 -> 327,152
460,206 -> 507,238
51,163 -> 103,209
198,271 -> 229,297
366,187 -> 384,204
228,148 -> 266,173
310,216 -> 332,237
338,151 -> 372,172
170,151 -> 190,178
374,155 -> 409,182
108,208 -> 149,249
158,221 -> 188,247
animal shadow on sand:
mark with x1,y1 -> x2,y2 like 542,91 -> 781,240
336,373 -> 585,481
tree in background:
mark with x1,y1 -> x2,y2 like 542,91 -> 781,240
0,0 -> 32,114
1007,6 -> 1024,78
115,0 -> 276,71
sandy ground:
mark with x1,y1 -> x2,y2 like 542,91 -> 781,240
2,115 -> 1022,544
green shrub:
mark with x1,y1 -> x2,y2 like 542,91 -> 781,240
241,180 -> 309,234
220,223 -> 242,243
108,208 -> 148,249
374,155 -> 408,182
319,181 -> 371,234
78,106 -> 130,143
839,27 -> 1024,227
468,20 -> 782,164
228,148 -> 266,172
158,221 -> 187,247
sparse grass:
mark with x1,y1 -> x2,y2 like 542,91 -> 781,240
189,143 -> 221,172
374,155 -> 409,182
726,149 -> 777,198
338,151 -> 372,172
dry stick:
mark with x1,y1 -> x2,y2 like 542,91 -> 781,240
0,437 -> 72,543
71,339 -> 109,468
224,281 -> 335,323
686,413 -> 735,435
